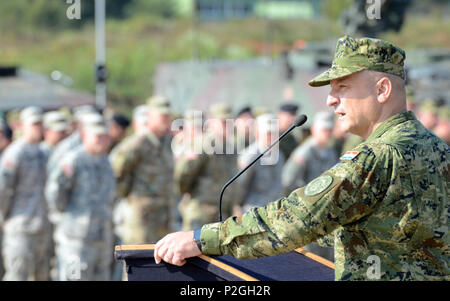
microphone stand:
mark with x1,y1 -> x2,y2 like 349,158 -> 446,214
218,115 -> 307,221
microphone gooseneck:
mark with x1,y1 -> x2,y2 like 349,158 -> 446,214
218,114 -> 307,221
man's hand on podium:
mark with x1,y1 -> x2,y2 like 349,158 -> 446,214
154,230 -> 202,266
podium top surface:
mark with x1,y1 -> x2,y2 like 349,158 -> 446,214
115,244 -> 335,281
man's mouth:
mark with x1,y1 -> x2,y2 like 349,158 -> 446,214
336,112 -> 346,119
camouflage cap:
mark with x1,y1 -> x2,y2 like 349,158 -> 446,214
209,103 -> 232,120
147,95 -> 171,114
20,106 -> 43,124
309,35 -> 406,87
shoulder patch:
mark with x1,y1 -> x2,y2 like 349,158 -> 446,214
340,151 -> 360,161
304,174 -> 334,196
62,163 -> 74,178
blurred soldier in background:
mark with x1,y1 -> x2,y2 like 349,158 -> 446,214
0,119 -> 12,278
277,103 -> 300,161
282,111 -> 338,261
0,119 -> 13,159
47,105 -> 98,172
40,111 -> 69,163
111,96 -> 174,245
108,113 -> 130,152
175,103 -> 239,229
236,113 -> 284,214
234,106 -> 255,153
45,118 -> 115,281
417,99 -> 439,130
0,107 -> 51,281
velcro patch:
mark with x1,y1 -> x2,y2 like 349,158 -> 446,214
294,173 -> 342,205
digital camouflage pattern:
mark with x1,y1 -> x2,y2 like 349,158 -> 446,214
309,35 -> 406,87
0,138 -> 51,280
200,112 -> 449,280
110,130 -> 174,244
175,133 -> 240,230
45,145 -> 116,280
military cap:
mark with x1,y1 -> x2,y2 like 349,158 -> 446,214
279,103 -> 299,114
83,123 -> 108,135
132,105 -> 149,123
111,113 -> 130,128
309,35 -> 406,87
209,103 -> 232,120
73,104 -> 98,121
313,111 -> 335,130
147,95 -> 171,114
236,106 -> 253,118
80,112 -> 105,126
43,111 -> 68,132
20,106 -> 43,124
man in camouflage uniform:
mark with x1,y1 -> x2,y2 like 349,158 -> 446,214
45,119 -> 115,280
0,107 -> 51,280
110,96 -> 174,245
237,113 -> 285,214
154,36 -> 449,281
175,104 -> 240,230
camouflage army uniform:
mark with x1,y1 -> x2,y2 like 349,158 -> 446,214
0,138 -> 51,281
200,111 -> 449,280
196,37 -> 449,280
282,136 -> 339,261
175,133 -> 239,230
45,145 -> 116,281
111,130 -> 174,244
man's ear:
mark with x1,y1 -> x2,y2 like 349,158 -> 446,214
376,77 -> 393,104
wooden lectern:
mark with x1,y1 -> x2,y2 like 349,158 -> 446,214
115,244 -> 335,281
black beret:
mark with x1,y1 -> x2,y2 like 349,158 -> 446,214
111,113 -> 130,128
235,106 -> 253,118
279,103 -> 299,114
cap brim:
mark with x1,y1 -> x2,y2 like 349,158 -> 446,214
308,65 -> 367,87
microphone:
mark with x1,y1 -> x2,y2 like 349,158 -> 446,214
218,114 -> 307,221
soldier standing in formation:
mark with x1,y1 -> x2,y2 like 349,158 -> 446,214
237,113 -> 285,214
154,35 -> 449,281
175,103 -> 240,229
45,117 -> 115,281
0,107 -> 51,280
111,96 -> 174,245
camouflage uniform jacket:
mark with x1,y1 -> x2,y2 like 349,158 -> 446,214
110,130 -> 174,200
45,145 -> 116,241
0,139 -> 50,234
200,111 -> 449,280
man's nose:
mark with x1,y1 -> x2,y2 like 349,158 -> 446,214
326,94 -> 340,108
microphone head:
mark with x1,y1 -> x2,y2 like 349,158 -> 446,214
294,114 -> 307,127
